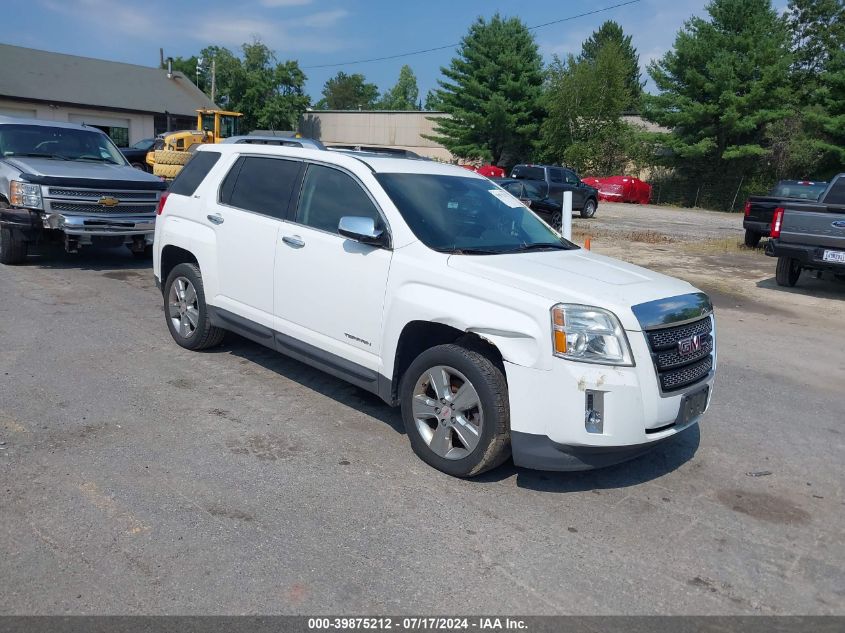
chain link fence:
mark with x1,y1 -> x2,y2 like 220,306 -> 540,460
648,175 -> 774,213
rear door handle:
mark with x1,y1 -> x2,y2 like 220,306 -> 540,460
282,235 -> 305,248
207,214 -> 224,225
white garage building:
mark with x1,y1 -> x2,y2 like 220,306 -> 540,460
0,43 -> 218,147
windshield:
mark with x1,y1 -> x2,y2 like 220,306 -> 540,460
769,181 -> 827,201
376,173 -> 577,254
0,124 -> 127,165
130,138 -> 154,150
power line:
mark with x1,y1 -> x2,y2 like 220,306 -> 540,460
303,0 -> 641,70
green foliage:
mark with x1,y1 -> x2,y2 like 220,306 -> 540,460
316,72 -> 380,110
579,20 -> 644,110
377,65 -> 420,110
423,89 -> 444,111
428,14 -> 544,164
645,0 -> 793,177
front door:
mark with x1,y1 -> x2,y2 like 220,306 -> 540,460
274,163 -> 392,374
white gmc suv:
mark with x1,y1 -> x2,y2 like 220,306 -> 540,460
153,144 -> 716,477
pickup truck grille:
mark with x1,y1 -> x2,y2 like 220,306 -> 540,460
50,202 -> 157,214
644,316 -> 714,392
47,188 -> 159,201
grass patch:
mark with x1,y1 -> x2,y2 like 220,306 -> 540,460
572,226 -> 675,244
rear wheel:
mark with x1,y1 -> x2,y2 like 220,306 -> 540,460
550,211 -> 562,231
580,198 -> 597,218
400,344 -> 510,477
775,256 -> 801,287
744,229 -> 762,248
163,263 -> 225,350
0,227 -> 28,265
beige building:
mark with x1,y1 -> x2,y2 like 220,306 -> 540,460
0,43 -> 218,146
299,110 -> 454,161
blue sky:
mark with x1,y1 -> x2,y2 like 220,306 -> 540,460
3,0 -> 787,103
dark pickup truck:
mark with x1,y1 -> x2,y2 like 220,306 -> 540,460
743,180 -> 827,247
510,164 -> 599,220
765,174 -> 845,286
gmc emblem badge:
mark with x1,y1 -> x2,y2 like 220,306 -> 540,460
678,334 -> 702,356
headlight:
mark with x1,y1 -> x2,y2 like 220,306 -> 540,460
10,181 -> 42,209
551,304 -> 633,366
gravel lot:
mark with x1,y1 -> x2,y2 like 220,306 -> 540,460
1,203 -> 843,615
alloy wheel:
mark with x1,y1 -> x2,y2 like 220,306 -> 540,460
168,276 -> 199,339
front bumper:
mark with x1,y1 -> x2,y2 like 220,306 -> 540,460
43,213 -> 155,243
504,325 -> 715,471
766,239 -> 845,271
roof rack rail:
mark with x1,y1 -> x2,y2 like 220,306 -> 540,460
221,136 -> 326,150
327,145 -> 429,160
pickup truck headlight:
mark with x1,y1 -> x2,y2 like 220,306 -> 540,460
10,181 -> 42,209
551,304 -> 634,366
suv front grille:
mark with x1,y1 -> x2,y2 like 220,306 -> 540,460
644,316 -> 714,392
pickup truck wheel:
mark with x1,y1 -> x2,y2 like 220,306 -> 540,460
580,199 -> 597,218
550,211 -> 562,231
775,256 -> 801,287
744,230 -> 762,248
400,344 -> 511,477
164,263 -> 225,350
0,227 -> 28,265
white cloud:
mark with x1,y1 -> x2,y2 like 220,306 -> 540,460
41,0 -> 154,35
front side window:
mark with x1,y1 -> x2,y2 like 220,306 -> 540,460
221,156 -> 302,219
0,124 -> 127,164
296,164 -> 382,234
376,173 -> 577,254
564,170 -> 579,185
549,169 -> 564,183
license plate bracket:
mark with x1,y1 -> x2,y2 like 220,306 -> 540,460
680,386 -> 709,425
822,249 -> 845,264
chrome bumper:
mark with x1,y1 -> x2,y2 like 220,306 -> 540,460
43,213 -> 155,238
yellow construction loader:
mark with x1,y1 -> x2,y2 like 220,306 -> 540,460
146,109 -> 242,178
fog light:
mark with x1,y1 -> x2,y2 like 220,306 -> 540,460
585,390 -> 604,434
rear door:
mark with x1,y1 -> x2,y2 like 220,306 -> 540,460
206,155 -> 303,330
274,162 -> 392,375
563,169 -> 586,209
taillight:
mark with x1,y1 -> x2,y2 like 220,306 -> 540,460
771,207 -> 784,238
156,191 -> 169,215
744,200 -> 751,216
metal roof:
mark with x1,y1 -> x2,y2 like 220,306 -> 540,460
0,44 -> 219,116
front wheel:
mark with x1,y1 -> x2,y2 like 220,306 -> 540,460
400,344 -> 511,477
0,227 -> 28,265
580,198 -> 597,218
550,211 -> 562,231
775,256 -> 801,287
163,263 -> 225,350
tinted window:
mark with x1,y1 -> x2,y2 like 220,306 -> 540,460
221,156 -> 301,219
296,164 -> 381,234
169,151 -> 221,196
769,181 -> 828,201
549,169 -> 564,183
564,170 -> 579,185
511,166 -> 545,180
824,179 -> 845,205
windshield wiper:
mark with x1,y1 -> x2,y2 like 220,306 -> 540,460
8,152 -> 70,161
433,247 -> 501,255
503,242 -> 569,253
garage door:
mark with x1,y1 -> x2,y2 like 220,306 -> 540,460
0,106 -> 37,118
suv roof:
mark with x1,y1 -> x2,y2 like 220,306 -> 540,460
194,143 -> 481,178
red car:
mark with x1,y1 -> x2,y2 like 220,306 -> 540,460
460,164 -> 506,178
582,176 -> 652,204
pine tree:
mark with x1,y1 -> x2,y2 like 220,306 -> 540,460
378,65 -> 420,110
428,14 -> 543,164
579,20 -> 643,110
645,0 -> 793,177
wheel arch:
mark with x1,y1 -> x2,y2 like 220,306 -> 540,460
160,245 -> 198,292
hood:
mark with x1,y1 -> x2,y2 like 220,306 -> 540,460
447,249 -> 700,331
3,157 -> 164,187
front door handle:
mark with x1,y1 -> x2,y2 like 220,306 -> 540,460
282,235 -> 305,248
207,214 -> 224,225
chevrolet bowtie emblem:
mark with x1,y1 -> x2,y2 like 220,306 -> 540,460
98,196 -> 120,207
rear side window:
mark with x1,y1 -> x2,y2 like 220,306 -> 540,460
823,179 -> 845,205
169,151 -> 221,196
220,156 -> 302,219
295,164 -> 381,234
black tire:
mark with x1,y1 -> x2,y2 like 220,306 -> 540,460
744,229 -> 762,248
163,263 -> 225,350
0,227 -> 28,265
400,343 -> 511,477
775,256 -> 801,287
132,244 -> 154,259
131,162 -> 147,171
550,211 -> 562,231
580,198 -> 597,218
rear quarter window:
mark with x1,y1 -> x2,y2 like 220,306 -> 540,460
169,151 -> 221,196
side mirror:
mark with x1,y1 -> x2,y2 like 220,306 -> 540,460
338,216 -> 386,246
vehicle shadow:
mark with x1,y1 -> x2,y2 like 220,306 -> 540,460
209,333 -> 701,490
24,245 -> 152,272
756,273 -> 845,301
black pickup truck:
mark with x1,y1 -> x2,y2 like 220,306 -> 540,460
765,174 -> 845,286
510,164 -> 599,219
743,180 -> 827,247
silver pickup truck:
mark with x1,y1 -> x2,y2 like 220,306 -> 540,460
0,116 -> 166,264
766,173 -> 845,286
